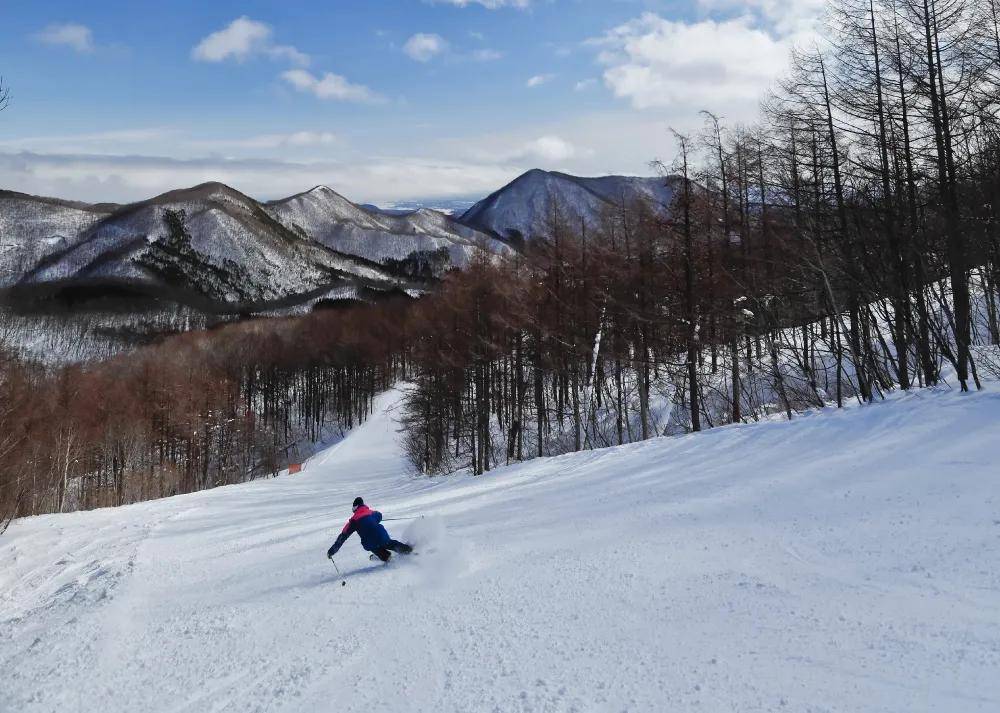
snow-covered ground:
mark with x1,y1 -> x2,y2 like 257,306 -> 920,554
2,385 -> 998,712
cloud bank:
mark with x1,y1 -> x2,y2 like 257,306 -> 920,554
35,24 -> 95,53
192,16 -> 309,65
404,33 -> 449,62
280,69 -> 384,103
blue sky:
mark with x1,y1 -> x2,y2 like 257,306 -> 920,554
0,0 -> 821,204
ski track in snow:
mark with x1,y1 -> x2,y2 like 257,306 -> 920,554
2,387 -> 1000,712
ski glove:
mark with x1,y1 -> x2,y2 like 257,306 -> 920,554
327,532 -> 348,558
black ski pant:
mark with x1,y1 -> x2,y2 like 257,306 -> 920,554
372,540 -> 412,562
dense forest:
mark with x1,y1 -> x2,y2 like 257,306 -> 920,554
398,0 -> 1000,471
3,0 -> 1000,529
0,302 -> 409,530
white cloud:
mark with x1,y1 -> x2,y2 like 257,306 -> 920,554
0,128 -> 342,158
210,131 -> 340,150
0,150 -> 515,205
574,79 -> 597,92
0,127 -> 175,152
430,0 -> 530,8
0,111 -> 694,207
253,131 -> 337,148
522,136 -> 576,162
35,23 -> 94,53
526,74 -> 554,88
472,48 -> 503,61
434,109 -> 712,179
267,45 -> 310,66
591,13 -> 791,115
697,0 -> 823,37
192,16 -> 309,65
464,134 -> 582,166
281,69 -> 384,104
192,16 -> 268,62
404,33 -> 448,62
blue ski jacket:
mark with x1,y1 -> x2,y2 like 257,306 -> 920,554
328,505 -> 391,556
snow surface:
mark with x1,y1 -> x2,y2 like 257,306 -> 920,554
2,385 -> 999,712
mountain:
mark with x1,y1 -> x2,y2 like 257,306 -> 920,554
264,185 -> 507,269
5,182 -> 412,310
1,171 -> 673,312
459,169 -> 677,242
367,197 -> 478,216
1,182 -> 505,313
0,190 -> 115,288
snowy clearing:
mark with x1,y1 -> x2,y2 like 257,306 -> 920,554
2,385 -> 999,712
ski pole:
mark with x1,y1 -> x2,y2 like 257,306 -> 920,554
381,515 -> 424,522
330,557 -> 346,586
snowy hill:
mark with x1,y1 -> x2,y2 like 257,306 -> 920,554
459,169 -> 677,242
1,172 -> 674,308
265,185 -> 508,269
1,182 -> 505,311
2,384 -> 998,712
5,182 -> 416,308
0,190 -> 113,288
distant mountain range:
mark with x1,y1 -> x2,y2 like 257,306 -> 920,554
376,198 -> 477,216
266,186 -> 499,272
0,170 -> 672,313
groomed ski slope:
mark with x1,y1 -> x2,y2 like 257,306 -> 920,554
2,386 -> 999,713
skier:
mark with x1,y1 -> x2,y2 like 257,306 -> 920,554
327,497 -> 414,563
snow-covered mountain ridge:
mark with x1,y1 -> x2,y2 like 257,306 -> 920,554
0,171 -> 669,311
265,185 -> 508,270
0,182 -> 506,311
460,169 -> 676,242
